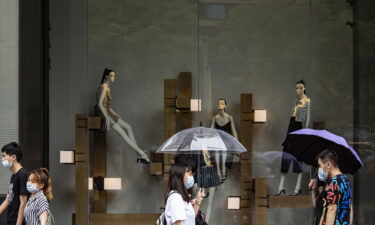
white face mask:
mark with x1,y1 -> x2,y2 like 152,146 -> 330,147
318,167 -> 328,182
26,182 -> 38,194
184,175 -> 194,189
1,159 -> 12,169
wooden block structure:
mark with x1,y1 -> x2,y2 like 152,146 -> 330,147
163,72 -> 192,190
240,94 -> 254,225
74,114 -> 89,225
90,118 -> 107,213
253,178 -> 314,225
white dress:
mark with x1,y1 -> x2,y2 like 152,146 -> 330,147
165,191 -> 195,225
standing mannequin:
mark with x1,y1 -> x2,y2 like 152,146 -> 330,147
97,68 -> 150,163
210,99 -> 238,182
276,80 -> 311,196
203,99 -> 238,223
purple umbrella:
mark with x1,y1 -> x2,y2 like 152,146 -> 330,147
284,128 -> 363,175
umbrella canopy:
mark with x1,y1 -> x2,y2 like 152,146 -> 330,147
156,127 -> 247,154
284,128 -> 363,174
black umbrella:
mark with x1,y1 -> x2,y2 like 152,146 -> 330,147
283,129 -> 363,175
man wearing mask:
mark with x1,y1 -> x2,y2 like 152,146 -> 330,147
0,142 -> 29,225
316,149 -> 353,225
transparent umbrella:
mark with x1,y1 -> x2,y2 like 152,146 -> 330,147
156,127 -> 247,188
156,127 -> 247,154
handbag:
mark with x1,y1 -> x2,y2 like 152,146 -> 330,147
198,151 -> 220,188
195,210 -> 208,225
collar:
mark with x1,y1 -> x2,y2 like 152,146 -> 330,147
29,190 -> 44,202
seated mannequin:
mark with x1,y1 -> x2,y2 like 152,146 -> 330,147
97,68 -> 149,163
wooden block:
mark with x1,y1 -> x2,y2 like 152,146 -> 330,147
268,195 -> 313,208
256,197 -> 268,207
240,182 -> 252,192
255,177 -> 268,198
241,160 -> 252,182
75,115 -> 88,225
150,149 -> 163,163
240,121 -> 253,150
255,206 -> 267,225
88,117 -> 101,130
164,108 -> 176,140
77,118 -> 87,128
240,207 -> 251,225
150,162 -> 163,175
313,121 -> 325,130
164,154 -> 175,165
164,79 -> 176,99
241,93 -> 253,113
164,98 -> 176,107
241,152 -> 252,160
163,164 -> 172,174
93,191 -> 107,213
90,214 -> 160,225
177,111 -> 192,131
75,153 -> 86,162
240,199 -> 251,208
176,72 -> 192,109
240,112 -> 254,121
163,174 -> 169,193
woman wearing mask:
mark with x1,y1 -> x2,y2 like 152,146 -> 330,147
24,168 -> 53,225
165,164 -> 205,225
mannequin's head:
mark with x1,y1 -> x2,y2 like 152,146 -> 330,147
296,80 -> 307,96
101,68 -> 116,84
217,98 -> 227,111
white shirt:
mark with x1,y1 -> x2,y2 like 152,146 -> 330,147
165,191 -> 195,225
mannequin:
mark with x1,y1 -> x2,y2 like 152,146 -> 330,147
276,80 -> 311,196
210,98 -> 238,182
203,99 -> 238,223
97,68 -> 150,163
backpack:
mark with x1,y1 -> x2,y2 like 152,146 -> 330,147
47,209 -> 55,225
155,208 -> 167,225
155,191 -> 176,225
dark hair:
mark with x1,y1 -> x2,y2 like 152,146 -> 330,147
218,98 -> 227,105
29,168 -> 53,200
1,142 -> 22,162
174,154 -> 196,174
316,149 -> 339,168
218,98 -> 228,112
100,68 -> 113,84
165,164 -> 190,203
296,80 -> 307,94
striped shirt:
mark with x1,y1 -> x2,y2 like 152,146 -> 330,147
24,191 -> 49,225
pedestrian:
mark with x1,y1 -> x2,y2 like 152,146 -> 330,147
316,149 -> 353,225
24,168 -> 53,225
0,142 -> 29,225
165,164 -> 205,225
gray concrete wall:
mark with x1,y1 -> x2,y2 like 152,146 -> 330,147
49,0 -> 88,224
49,0 -> 353,224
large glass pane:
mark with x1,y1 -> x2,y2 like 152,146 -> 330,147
87,0 -> 199,215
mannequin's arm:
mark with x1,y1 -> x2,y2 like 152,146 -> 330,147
98,85 -> 112,128
305,100 -> 311,128
109,108 -> 120,118
230,116 -> 238,139
210,117 -> 215,128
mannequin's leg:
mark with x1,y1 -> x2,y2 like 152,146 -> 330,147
294,173 -> 303,193
205,187 -> 216,223
215,152 -> 222,181
221,153 -> 227,180
112,123 -> 149,162
117,119 -> 138,146
277,172 -> 287,195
